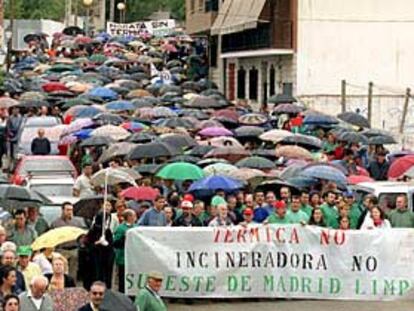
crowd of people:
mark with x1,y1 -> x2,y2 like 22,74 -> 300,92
0,24 -> 412,311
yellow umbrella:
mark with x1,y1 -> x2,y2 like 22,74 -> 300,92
32,227 -> 86,251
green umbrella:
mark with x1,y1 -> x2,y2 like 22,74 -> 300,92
89,54 -> 108,64
156,162 -> 204,181
47,64 -> 77,73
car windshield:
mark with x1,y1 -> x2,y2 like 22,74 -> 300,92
25,117 -> 60,127
21,159 -> 74,175
378,193 -> 404,213
31,184 -> 73,197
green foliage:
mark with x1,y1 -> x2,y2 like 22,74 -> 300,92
4,0 -> 185,22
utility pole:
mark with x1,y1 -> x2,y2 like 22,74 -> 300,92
367,81 -> 373,127
0,0 -> 4,49
340,79 -> 346,113
399,88 -> 411,134
65,0 -> 73,26
110,0 -> 115,22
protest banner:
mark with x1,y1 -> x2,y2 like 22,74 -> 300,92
106,19 -> 176,37
125,225 -> 414,300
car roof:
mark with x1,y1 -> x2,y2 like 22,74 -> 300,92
29,178 -> 74,185
355,181 -> 414,193
21,155 -> 72,161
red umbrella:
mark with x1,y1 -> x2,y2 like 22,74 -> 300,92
42,82 -> 68,93
120,186 -> 160,201
356,166 -> 370,176
347,175 -> 374,185
388,155 -> 414,179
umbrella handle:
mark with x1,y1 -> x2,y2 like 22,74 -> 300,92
98,170 -> 109,247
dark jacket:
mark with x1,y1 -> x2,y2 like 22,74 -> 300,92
44,273 -> 76,288
78,303 -> 94,311
368,160 -> 390,181
31,137 -> 51,155
173,215 -> 203,227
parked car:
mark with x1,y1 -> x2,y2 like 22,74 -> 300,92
11,155 -> 77,185
17,116 -> 62,156
352,181 -> 414,213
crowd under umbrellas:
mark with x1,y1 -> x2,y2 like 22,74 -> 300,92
0,24 -> 413,311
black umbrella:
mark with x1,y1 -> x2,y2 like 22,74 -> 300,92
23,33 -> 41,43
255,179 -> 300,194
127,142 -> 178,160
234,126 -> 265,139
268,93 -> 298,104
159,85 -> 182,96
184,96 -> 223,109
169,155 -> 201,164
236,156 -> 276,170
74,194 -> 115,219
79,136 -> 115,148
0,185 -> 45,210
62,26 -> 85,36
368,135 -> 397,145
280,163 -> 307,180
157,117 -> 195,129
186,145 -> 215,157
361,128 -> 393,138
100,290 -> 135,311
197,79 -> 218,90
131,98 -> 155,109
337,131 -> 369,144
200,89 -> 223,97
337,112 -> 370,128
280,134 -> 322,150
179,109 -> 209,120
93,113 -> 124,126
182,81 -> 201,92
273,103 -> 303,114
166,60 -> 182,69
127,132 -> 156,144
134,164 -> 163,175
18,100 -> 50,108
158,134 -> 197,150
252,148 -> 278,161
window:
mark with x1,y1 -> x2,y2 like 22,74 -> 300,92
209,36 -> 218,67
198,0 -> 204,11
269,65 -> 276,96
249,67 -> 258,100
237,66 -> 246,99
190,0 -> 195,12
222,24 -> 271,53
205,0 -> 219,11
283,82 -> 293,96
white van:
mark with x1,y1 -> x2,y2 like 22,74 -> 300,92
352,182 -> 414,213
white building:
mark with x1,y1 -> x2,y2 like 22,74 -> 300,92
210,0 -> 414,131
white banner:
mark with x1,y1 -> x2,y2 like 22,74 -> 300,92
106,19 -> 175,37
125,226 -> 414,300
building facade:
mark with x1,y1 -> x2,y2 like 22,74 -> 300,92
205,0 -> 414,127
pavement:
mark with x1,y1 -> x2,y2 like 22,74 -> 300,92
168,300 -> 414,311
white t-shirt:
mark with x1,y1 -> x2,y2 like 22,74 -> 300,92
73,174 -> 94,198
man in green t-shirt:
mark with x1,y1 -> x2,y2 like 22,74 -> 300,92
300,191 -> 313,218
287,195 -> 310,224
266,201 -> 289,224
320,191 -> 339,229
343,191 -> 362,229
388,195 -> 414,228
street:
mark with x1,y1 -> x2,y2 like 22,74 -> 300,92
169,300 -> 414,311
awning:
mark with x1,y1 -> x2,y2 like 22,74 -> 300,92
211,0 -> 268,35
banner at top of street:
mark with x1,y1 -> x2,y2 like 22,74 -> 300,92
106,19 -> 176,37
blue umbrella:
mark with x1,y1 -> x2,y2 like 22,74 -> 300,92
73,128 -> 93,140
301,164 -> 347,184
105,100 -> 135,111
189,175 -> 243,193
286,176 -> 319,189
73,106 -> 104,118
88,87 -> 118,101
303,114 -> 339,125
